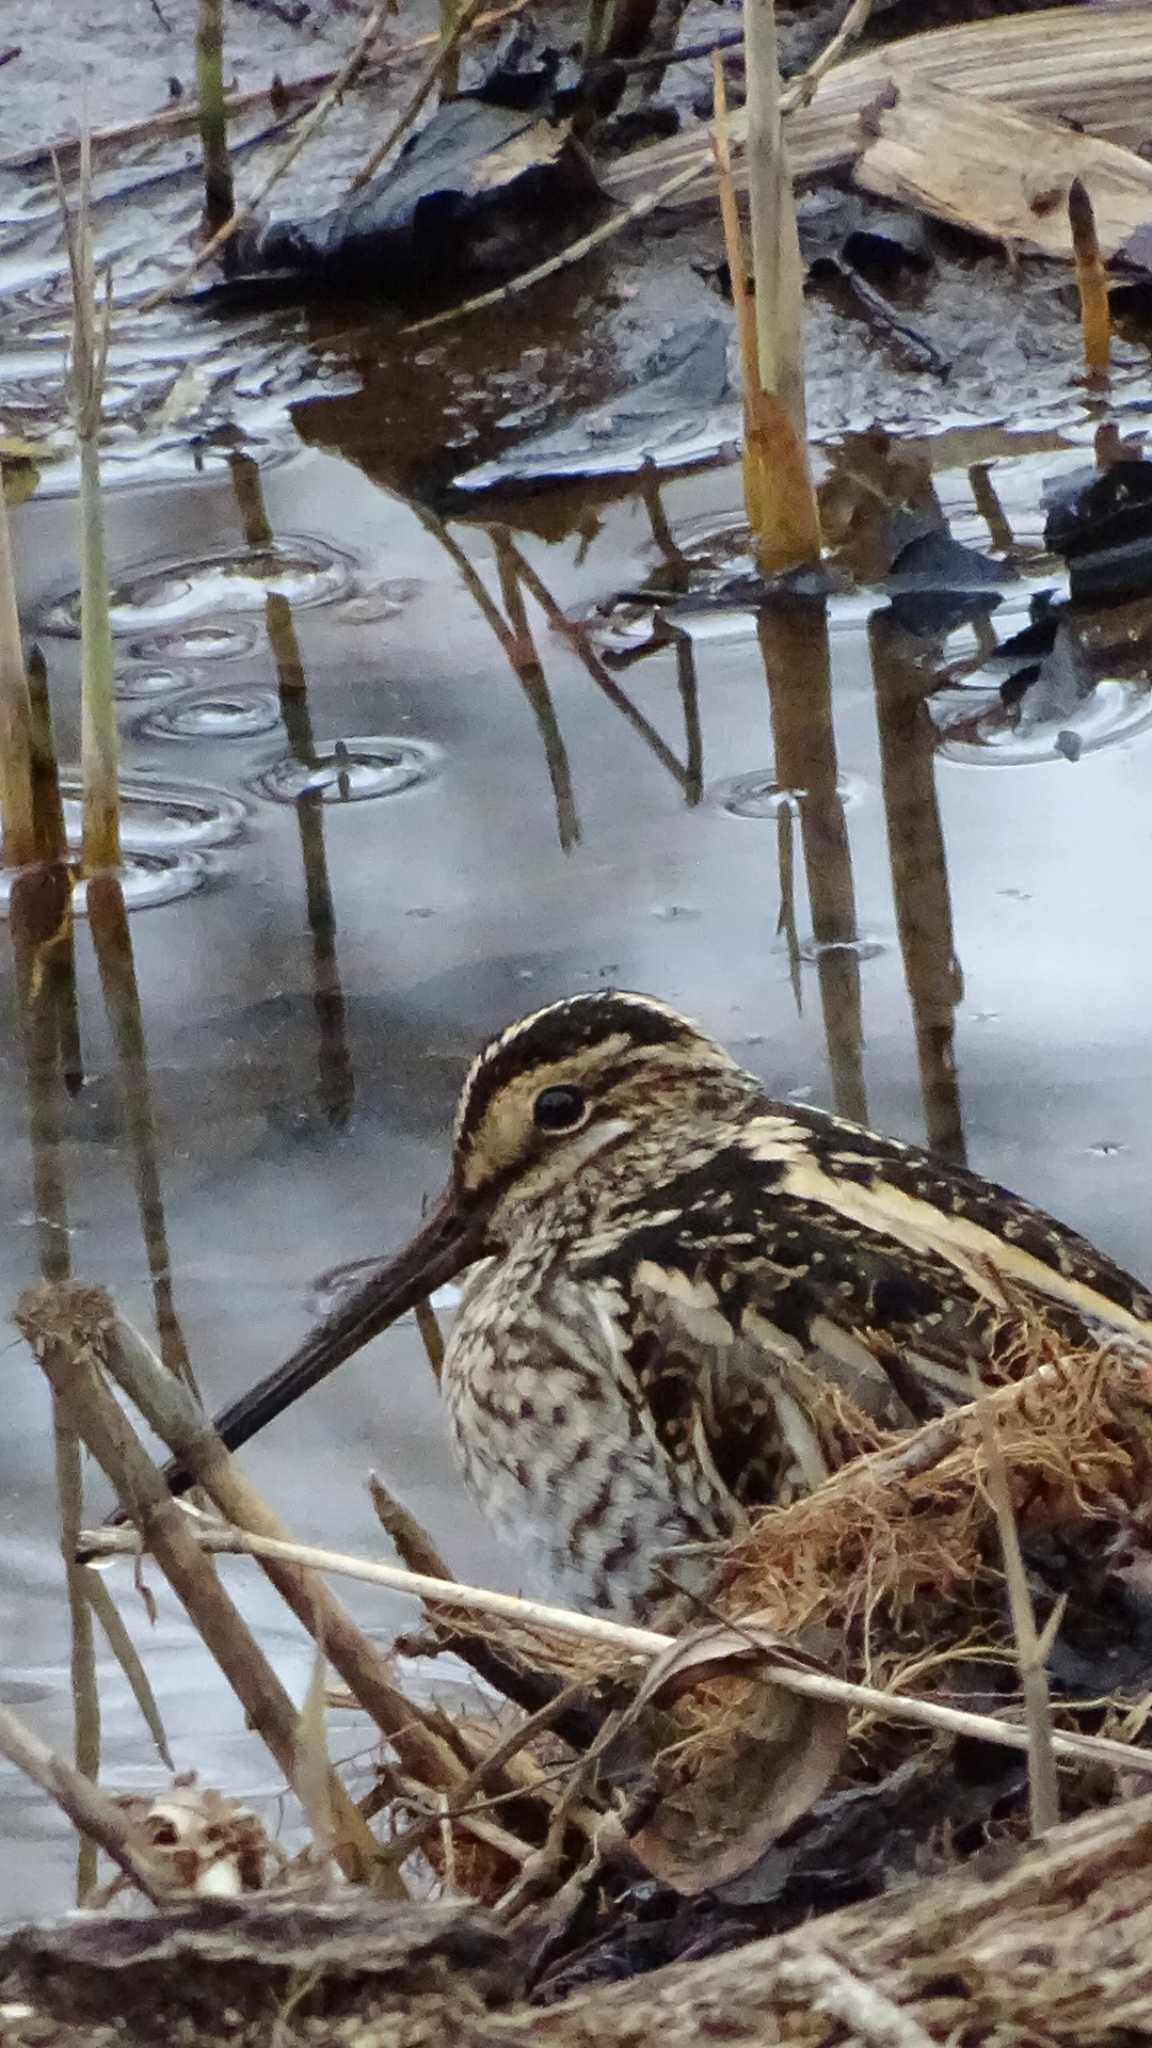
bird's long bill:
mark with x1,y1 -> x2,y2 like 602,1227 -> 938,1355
156,1185 -> 482,1502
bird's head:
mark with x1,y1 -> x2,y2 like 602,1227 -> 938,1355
194,993 -> 751,1470
449,989 -> 746,1231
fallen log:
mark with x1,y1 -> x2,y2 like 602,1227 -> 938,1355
5,1788 -> 1152,2045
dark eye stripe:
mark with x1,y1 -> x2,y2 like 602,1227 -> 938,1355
456,993 -> 694,1149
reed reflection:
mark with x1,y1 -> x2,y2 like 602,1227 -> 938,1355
869,606 -> 967,1164
228,451 -> 356,1130
758,601 -> 868,1125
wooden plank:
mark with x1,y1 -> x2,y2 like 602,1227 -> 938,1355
606,6 -> 1152,203
855,77 -> 1152,259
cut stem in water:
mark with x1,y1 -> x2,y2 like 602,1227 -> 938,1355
1068,176 -> 1111,384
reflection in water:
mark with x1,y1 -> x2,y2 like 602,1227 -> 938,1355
870,609 -> 967,1164
505,538 -> 691,792
758,603 -> 868,1125
775,798 -> 804,1015
671,628 -> 703,807
87,876 -> 198,1390
968,461 -> 1015,559
267,589 -> 356,1131
26,646 -> 82,1094
491,527 -> 580,853
230,448 -> 356,1130
639,463 -> 690,591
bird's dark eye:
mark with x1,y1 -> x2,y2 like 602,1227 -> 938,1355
533,1085 -> 588,1133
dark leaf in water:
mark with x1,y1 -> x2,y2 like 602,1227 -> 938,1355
1118,220 -> 1152,272
888,527 -> 1008,593
1045,460 -> 1152,603
1000,662 -> 1041,708
246,100 -> 603,293
885,527 -> 1009,637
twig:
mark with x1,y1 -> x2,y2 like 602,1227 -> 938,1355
0,1702 -> 164,1902
79,1520 -> 1152,1781
368,1473 -> 597,1741
346,0 -> 493,192
970,1363 -> 1061,1835
586,26 -> 744,79
369,1472 -> 454,1579
376,1680 -> 591,1872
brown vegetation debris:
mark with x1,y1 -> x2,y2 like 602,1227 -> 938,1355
607,1619 -> 848,1891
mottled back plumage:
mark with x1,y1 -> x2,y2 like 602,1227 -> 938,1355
434,992 -> 1152,1617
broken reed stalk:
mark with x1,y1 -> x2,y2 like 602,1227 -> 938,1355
81,1520 -> 1152,1783
1068,176 -> 1111,381
195,0 -> 234,237
17,1286 -> 379,1887
39,1286 -> 534,1878
971,1366 -> 1061,1835
55,134 -> 120,877
739,0 -> 821,573
0,480 -> 36,871
99,1306 -> 482,1813
0,1701 -> 163,1903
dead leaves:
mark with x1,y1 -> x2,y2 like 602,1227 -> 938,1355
607,1616 -> 847,1893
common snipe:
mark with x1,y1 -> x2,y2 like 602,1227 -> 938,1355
196,991 -> 1152,1618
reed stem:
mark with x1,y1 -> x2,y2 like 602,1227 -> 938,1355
56,133 -> 120,876
0,482 -> 36,870
730,0 -> 821,573
195,0 -> 234,236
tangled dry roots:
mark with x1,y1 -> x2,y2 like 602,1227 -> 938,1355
454,1330 -> 1152,1705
